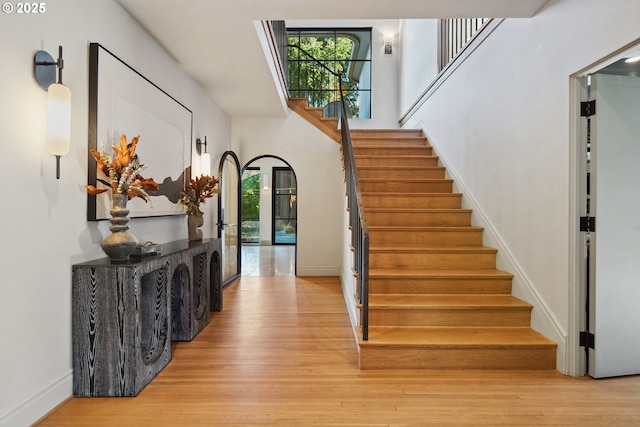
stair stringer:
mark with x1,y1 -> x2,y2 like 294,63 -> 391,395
412,123 -> 567,373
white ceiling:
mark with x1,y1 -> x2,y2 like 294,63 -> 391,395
115,0 -> 551,118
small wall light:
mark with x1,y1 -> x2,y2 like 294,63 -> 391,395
34,45 -> 71,179
262,174 -> 269,191
196,137 -> 211,175
383,34 -> 393,55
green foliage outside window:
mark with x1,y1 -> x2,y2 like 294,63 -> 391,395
241,172 -> 260,243
287,34 -> 365,118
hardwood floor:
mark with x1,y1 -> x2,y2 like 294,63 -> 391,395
241,245 -> 295,276
36,275 -> 640,426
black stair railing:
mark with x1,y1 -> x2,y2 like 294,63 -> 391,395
286,42 -> 370,340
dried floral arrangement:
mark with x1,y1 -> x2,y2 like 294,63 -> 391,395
86,134 -> 158,202
180,174 -> 219,217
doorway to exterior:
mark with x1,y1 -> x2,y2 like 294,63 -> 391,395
241,156 -> 297,276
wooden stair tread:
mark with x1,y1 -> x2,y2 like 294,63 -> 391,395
362,192 -> 460,197
355,154 -> 437,159
369,246 -> 496,253
365,208 -> 470,213
368,225 -> 483,231
350,129 -> 423,135
358,165 -> 444,170
368,294 -> 531,308
369,268 -> 514,279
360,178 -> 452,183
359,327 -> 557,348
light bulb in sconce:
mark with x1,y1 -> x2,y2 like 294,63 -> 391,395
262,174 -> 269,191
201,151 -> 211,175
196,137 -> 211,175
35,45 -> 72,179
383,34 -> 394,55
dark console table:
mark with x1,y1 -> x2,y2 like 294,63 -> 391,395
72,239 -> 222,397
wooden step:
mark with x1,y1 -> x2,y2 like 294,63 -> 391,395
367,294 -> 532,327
358,166 -> 446,180
365,208 -> 471,227
361,193 -> 462,209
368,269 -> 513,295
354,155 -> 439,167
369,246 -> 497,270
344,126 -> 557,371
360,178 -> 453,193
350,129 -> 424,139
358,326 -> 557,369
354,145 -> 433,156
351,137 -> 429,147
368,226 -> 484,247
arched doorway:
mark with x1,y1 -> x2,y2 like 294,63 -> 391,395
217,151 -> 241,287
241,155 -> 297,276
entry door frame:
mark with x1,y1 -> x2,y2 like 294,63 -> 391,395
569,40 -> 640,377
217,151 -> 242,287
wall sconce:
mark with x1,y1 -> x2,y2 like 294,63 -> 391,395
196,137 -> 211,175
262,174 -> 269,191
34,45 -> 71,179
383,34 -> 393,55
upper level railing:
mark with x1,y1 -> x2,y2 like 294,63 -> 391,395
438,18 -> 490,71
269,25 -> 370,340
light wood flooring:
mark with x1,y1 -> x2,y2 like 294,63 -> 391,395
241,245 -> 295,276
37,276 -> 640,426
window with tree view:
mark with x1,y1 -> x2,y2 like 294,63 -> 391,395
287,28 -> 371,119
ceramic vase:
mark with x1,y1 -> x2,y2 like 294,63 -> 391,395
187,214 -> 204,241
101,193 -> 138,261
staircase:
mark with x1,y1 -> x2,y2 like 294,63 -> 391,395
289,100 -> 557,370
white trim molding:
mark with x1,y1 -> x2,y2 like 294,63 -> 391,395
0,371 -> 72,427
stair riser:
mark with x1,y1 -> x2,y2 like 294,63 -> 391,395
352,138 -> 428,147
369,278 -> 513,295
366,211 -> 471,227
359,168 -> 445,180
353,146 -> 433,156
360,181 -> 452,193
351,130 -> 424,139
370,251 -> 496,269
359,347 -> 556,370
362,194 -> 462,209
369,230 -> 483,247
369,308 -> 532,327
355,157 -> 440,167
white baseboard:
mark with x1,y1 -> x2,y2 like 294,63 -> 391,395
340,267 -> 359,328
0,371 -> 72,427
415,123 -> 569,374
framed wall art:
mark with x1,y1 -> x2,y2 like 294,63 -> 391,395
87,43 -> 192,220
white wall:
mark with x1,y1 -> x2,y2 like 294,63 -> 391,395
399,0 -> 640,373
232,114 -> 344,276
285,19 -> 401,129
0,1 -> 230,425
398,19 -> 439,115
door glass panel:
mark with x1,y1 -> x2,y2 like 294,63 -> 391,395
241,168 -> 260,244
273,168 -> 297,245
221,155 -> 239,283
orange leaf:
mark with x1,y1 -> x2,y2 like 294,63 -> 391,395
86,185 -> 109,196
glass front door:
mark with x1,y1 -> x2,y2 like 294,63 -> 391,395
272,167 -> 297,245
217,152 -> 241,285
